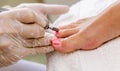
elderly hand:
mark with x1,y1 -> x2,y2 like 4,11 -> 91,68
52,1 -> 120,53
0,4 -> 69,67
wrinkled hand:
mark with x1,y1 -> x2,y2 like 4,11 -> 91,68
0,8 -> 52,67
0,4 -> 69,67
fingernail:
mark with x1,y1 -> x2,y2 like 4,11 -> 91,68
51,38 -> 61,48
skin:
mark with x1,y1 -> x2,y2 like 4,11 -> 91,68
0,3 -> 69,67
52,1 -> 120,53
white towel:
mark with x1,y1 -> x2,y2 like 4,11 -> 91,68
47,0 -> 120,71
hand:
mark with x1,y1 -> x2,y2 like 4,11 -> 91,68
0,8 -> 51,67
0,3 -> 69,67
52,1 -> 120,53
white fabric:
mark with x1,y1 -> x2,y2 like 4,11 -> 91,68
47,0 -> 120,71
0,60 -> 46,71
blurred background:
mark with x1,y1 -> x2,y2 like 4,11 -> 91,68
0,0 -> 79,64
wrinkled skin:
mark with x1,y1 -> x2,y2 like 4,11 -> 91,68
0,3 -> 69,67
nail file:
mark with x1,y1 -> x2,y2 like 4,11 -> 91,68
44,19 -> 59,32
44,24 -> 59,32
49,27 -> 59,32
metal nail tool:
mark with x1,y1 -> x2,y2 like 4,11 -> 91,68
44,19 -> 59,32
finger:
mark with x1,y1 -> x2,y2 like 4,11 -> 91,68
24,32 -> 55,47
3,8 -> 36,24
17,3 -> 69,15
26,46 -> 54,55
25,37 -> 51,48
15,22 -> 45,38
0,19 -> 45,38
7,8 -> 47,27
56,28 -> 79,38
15,4 -> 69,27
3,8 -> 46,27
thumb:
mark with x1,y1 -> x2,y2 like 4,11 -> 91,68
17,3 -> 69,15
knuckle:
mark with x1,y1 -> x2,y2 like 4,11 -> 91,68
22,8 -> 35,23
22,8 -> 33,15
19,24 -> 45,38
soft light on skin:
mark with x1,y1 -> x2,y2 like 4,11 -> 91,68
52,1 -> 120,53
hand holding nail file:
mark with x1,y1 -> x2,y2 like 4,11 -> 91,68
0,8 -> 59,32
0,4 -> 69,67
